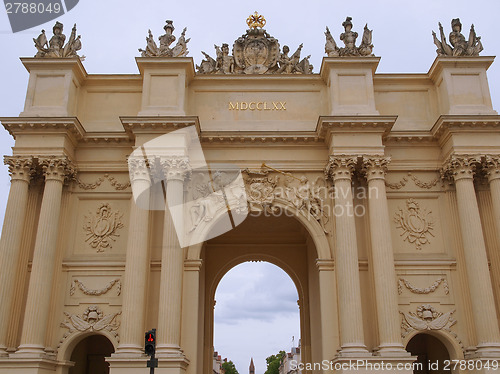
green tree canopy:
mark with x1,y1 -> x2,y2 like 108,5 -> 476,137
264,351 -> 285,374
221,360 -> 239,374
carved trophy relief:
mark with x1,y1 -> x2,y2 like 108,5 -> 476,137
197,12 -> 313,75
83,203 -> 124,252
394,199 -> 435,250
139,20 -> 190,57
401,304 -> 456,338
34,21 -> 83,59
59,306 -> 121,348
432,18 -> 483,57
325,17 -> 374,57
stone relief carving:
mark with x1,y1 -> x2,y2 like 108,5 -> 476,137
34,21 -> 82,58
83,203 -> 124,252
394,199 -> 434,250
385,176 -> 408,190
401,304 -> 456,338
398,277 -> 449,295
77,174 -> 131,190
70,279 -> 121,296
385,172 -> 441,190
197,12 -> 312,75
325,17 -> 374,57
432,19 -> 483,57
139,20 -> 190,57
59,306 -> 121,347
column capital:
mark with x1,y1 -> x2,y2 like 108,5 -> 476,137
325,155 -> 357,182
361,156 -> 390,182
127,156 -> 151,184
4,156 -> 35,183
441,155 -> 481,182
484,155 -> 500,183
159,156 -> 191,182
38,156 -> 76,183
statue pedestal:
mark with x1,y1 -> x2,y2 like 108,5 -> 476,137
20,58 -> 86,117
429,56 -> 497,115
320,57 -> 380,115
136,58 -> 195,116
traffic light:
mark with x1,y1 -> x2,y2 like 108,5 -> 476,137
145,329 -> 156,356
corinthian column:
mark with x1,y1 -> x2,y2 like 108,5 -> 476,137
362,156 -> 406,356
443,155 -> 500,355
16,156 -> 74,356
325,156 -> 369,356
115,157 -> 152,356
156,157 -> 191,359
0,156 -> 34,356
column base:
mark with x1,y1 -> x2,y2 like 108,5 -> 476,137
0,356 -> 65,374
338,343 -> 372,357
330,356 -> 416,373
107,355 -> 150,374
113,344 -> 145,357
475,343 -> 500,358
374,343 -> 411,357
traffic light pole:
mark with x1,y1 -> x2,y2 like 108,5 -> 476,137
147,353 -> 158,374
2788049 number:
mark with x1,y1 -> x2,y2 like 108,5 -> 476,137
5,2 -> 62,14
443,360 -> 499,371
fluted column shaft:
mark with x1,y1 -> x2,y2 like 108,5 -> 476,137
157,157 -> 190,357
362,156 -> 406,355
116,157 -> 152,355
445,156 -> 500,354
0,157 -> 33,356
17,157 -> 73,356
326,156 -> 368,355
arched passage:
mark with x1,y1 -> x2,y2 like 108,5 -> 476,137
195,212 -> 334,374
213,261 -> 300,373
68,334 -> 115,374
405,333 -> 451,374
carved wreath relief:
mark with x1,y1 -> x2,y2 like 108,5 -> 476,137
394,199 -> 434,250
83,203 -> 124,252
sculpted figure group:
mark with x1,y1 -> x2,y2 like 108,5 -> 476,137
33,15 -> 485,71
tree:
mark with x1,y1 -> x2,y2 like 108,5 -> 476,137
264,351 -> 285,374
222,360 -> 239,374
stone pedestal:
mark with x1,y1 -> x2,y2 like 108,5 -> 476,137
20,58 -> 86,117
136,58 -> 195,116
429,56 -> 497,115
320,57 -> 380,115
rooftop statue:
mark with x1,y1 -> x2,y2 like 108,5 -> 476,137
432,18 -> 483,56
33,22 -> 82,58
325,17 -> 374,57
196,12 -> 313,75
139,20 -> 190,57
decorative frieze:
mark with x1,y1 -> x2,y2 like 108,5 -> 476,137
83,203 -> 124,252
70,279 -> 121,297
398,277 -> 449,295
394,199 -> 434,250
77,174 -> 130,190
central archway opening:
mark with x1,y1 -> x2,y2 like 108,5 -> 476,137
406,333 -> 451,374
69,334 -> 114,374
214,261 -> 300,373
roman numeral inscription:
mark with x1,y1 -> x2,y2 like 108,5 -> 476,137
228,101 -> 287,111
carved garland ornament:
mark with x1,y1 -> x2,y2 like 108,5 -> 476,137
83,203 -> 124,252
394,199 -> 434,250
77,174 -> 130,190
401,304 -> 456,339
70,279 -> 121,296
59,306 -> 121,348
398,277 -> 449,295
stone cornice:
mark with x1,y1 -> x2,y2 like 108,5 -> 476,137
431,115 -> 500,140
120,116 -> 201,138
1,117 -> 86,144
316,116 -> 396,139
428,56 -> 495,82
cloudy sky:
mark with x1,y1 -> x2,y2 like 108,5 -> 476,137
0,0 -> 499,372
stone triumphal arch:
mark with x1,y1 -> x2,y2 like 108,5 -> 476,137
1,12 -> 500,374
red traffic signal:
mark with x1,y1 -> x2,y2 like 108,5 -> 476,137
145,328 -> 156,356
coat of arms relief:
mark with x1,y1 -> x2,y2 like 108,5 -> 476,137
197,12 -> 312,75
394,198 -> 434,250
83,203 -> 124,252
